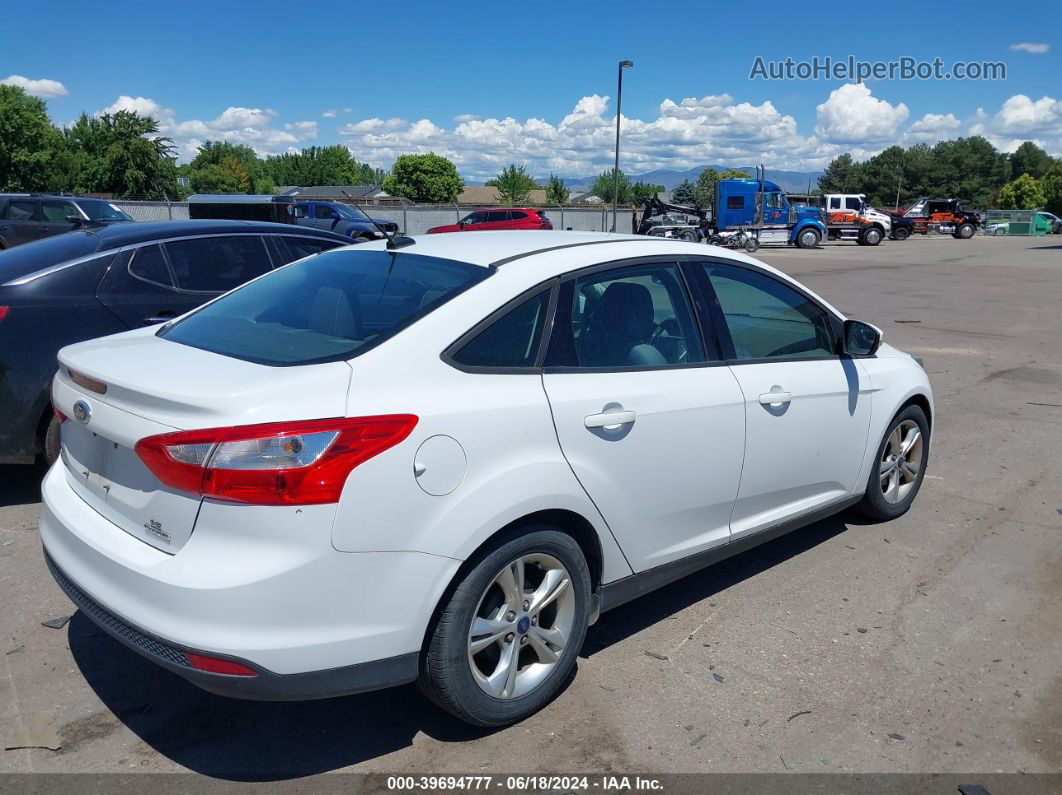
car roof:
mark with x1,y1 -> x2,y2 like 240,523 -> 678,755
354,230 -> 637,267
86,219 -> 351,249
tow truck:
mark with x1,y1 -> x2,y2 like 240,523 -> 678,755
892,197 -> 980,239
821,193 -> 891,246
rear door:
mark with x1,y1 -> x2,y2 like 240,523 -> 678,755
312,203 -> 340,232
0,199 -> 41,246
690,260 -> 872,538
541,259 -> 746,571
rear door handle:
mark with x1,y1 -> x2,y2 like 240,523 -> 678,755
758,389 -> 792,406
584,410 -> 636,429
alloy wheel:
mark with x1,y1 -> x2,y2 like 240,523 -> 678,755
467,553 -> 575,700
880,419 -> 923,504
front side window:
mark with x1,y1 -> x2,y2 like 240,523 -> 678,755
450,290 -> 550,369
463,212 -> 485,225
161,250 -> 491,366
164,236 -> 271,293
845,197 -> 862,211
547,263 -> 704,369
279,236 -> 344,263
41,201 -> 77,222
315,205 -> 338,220
700,264 -> 835,360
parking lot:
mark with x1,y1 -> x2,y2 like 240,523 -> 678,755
1,234 -> 1060,780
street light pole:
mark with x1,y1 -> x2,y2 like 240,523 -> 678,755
611,59 -> 633,233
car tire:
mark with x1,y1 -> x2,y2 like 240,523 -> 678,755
891,227 -> 910,241
42,414 -> 61,466
855,404 -> 929,522
993,227 -> 1006,236
954,223 -> 975,239
796,228 -> 820,249
679,230 -> 697,242
418,526 -> 591,727
862,227 -> 883,246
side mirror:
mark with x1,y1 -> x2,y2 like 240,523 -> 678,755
843,319 -> 882,356
65,215 -> 83,226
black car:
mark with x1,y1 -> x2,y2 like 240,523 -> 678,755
0,220 -> 351,465
187,195 -> 399,242
0,194 -> 134,249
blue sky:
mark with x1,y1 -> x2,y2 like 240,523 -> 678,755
3,1 -> 1060,179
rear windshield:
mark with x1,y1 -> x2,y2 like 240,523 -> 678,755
0,232 -> 103,283
159,249 -> 491,366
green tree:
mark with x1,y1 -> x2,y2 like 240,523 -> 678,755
691,167 -> 746,209
57,111 -> 179,198
490,163 -> 537,205
928,136 -> 1006,208
996,173 -> 1047,209
265,145 -> 377,190
629,181 -> 664,204
817,153 -> 865,194
590,168 -> 632,205
545,174 -> 570,205
187,140 -> 272,193
0,85 -> 62,191
381,153 -> 464,203
1009,141 -> 1054,180
671,179 -> 696,206
1040,163 -> 1062,216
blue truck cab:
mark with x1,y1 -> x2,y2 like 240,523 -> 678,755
714,178 -> 826,248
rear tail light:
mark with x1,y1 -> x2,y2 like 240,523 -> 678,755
135,415 -> 418,505
186,652 -> 257,677
50,376 -> 66,424
0,307 -> 8,323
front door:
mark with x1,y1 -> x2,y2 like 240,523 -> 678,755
691,260 -> 873,538
541,260 -> 746,572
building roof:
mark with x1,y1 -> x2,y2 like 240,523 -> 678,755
457,186 -> 549,206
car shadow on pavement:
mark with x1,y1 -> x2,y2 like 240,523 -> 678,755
66,513 -> 852,780
582,514 -> 851,655
66,612 -> 494,780
0,463 -> 46,508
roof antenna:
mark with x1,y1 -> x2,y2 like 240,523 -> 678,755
341,190 -> 415,250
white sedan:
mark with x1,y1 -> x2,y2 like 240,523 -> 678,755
42,231 -> 932,726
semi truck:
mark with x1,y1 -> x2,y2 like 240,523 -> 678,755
711,172 -> 827,248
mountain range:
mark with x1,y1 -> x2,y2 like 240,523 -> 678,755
470,165 -> 823,194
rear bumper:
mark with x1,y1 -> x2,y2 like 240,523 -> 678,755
40,462 -> 460,698
45,550 -> 418,700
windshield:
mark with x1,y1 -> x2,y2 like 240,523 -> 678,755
79,200 -> 133,221
160,249 -> 491,366
334,204 -> 370,221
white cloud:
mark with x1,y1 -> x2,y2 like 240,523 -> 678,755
968,94 -> 1062,156
96,96 -> 318,160
905,112 -> 961,142
815,83 -> 909,144
2,74 -> 68,98
321,109 -> 337,118
1010,43 -> 1050,54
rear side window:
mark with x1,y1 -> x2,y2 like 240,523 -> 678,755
129,245 -> 173,287
160,249 -> 491,366
2,200 -> 35,221
165,236 -> 270,293
450,290 -> 550,369
509,211 -> 527,220
726,195 -> 744,210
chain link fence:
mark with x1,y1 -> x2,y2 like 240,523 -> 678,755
109,200 -> 633,234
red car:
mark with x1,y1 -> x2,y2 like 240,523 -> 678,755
427,208 -> 552,233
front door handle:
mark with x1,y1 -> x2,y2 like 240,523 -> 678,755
584,410 -> 636,429
758,389 -> 792,406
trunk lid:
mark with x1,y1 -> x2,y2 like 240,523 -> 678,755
53,328 -> 353,553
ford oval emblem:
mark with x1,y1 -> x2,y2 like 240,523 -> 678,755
72,399 -> 91,424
